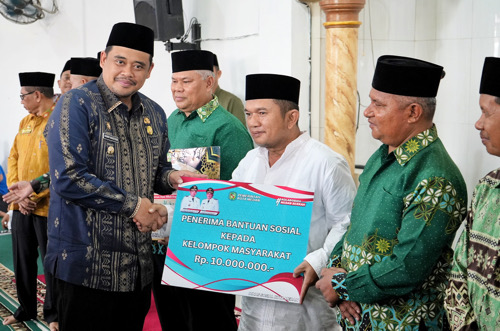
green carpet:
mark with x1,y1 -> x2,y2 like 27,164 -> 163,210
0,232 -> 49,330
0,231 -> 44,274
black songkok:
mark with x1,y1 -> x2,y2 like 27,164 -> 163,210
372,55 -> 444,97
61,59 -> 71,75
106,22 -> 154,56
19,72 -> 55,87
171,50 -> 214,73
245,73 -> 301,104
479,57 -> 500,98
70,57 -> 102,77
213,54 -> 219,68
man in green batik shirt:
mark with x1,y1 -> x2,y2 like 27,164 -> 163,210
168,50 -> 253,180
151,50 -> 253,331
316,55 -> 467,330
445,57 -> 500,330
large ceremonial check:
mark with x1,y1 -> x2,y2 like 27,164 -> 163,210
162,178 -> 313,304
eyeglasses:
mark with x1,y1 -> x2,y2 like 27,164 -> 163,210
20,91 -> 35,100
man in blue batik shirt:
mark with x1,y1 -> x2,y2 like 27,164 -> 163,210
45,22 -> 202,330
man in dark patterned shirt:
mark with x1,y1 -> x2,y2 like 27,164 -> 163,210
44,22 -> 199,330
445,57 -> 500,330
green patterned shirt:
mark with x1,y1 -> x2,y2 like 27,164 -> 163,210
445,168 -> 500,331
328,125 -> 467,330
167,96 -> 253,180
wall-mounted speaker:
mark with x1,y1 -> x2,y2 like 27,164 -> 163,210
133,0 -> 184,42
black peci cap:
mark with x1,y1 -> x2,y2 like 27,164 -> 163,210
171,50 -> 214,73
19,72 -> 55,87
245,73 -> 301,104
106,22 -> 154,56
372,55 -> 444,97
61,59 -> 71,75
70,57 -> 102,77
213,53 -> 219,68
479,57 -> 500,98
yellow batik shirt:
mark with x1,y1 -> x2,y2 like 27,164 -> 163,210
7,108 -> 53,217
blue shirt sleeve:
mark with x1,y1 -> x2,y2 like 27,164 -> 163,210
47,91 -> 137,217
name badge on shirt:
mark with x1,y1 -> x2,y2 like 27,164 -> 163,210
21,125 -> 32,134
103,133 -> 119,143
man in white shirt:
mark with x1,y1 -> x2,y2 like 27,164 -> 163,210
232,73 -> 356,331
200,187 -> 219,214
180,185 -> 201,212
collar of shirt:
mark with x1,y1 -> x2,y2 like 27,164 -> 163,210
96,76 -> 144,114
27,102 -> 56,121
485,168 -> 500,188
176,95 -> 220,123
41,102 -> 56,119
393,124 -> 438,166
53,93 -> 61,104
256,131 -> 309,165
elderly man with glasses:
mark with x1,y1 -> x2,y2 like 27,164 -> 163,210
3,72 -> 58,329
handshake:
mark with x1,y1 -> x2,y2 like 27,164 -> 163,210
132,197 -> 169,233
131,170 -> 208,233
2,170 -> 208,232
3,182 -> 169,232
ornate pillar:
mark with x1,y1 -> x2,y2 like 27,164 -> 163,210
320,0 -> 365,176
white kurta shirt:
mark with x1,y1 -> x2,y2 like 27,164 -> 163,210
180,195 -> 201,211
200,198 -> 219,212
232,132 -> 356,331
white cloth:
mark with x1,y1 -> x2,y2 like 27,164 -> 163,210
2,210 -> 13,230
232,132 -> 356,331
200,198 -> 219,212
151,205 -> 175,239
180,195 -> 200,212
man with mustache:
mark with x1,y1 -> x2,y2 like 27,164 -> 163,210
445,57 -> 500,330
233,73 -> 356,330
150,49 -> 252,331
44,22 -> 199,330
316,55 -> 467,330
200,187 -> 219,214
3,71 -> 58,329
180,185 -> 201,212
